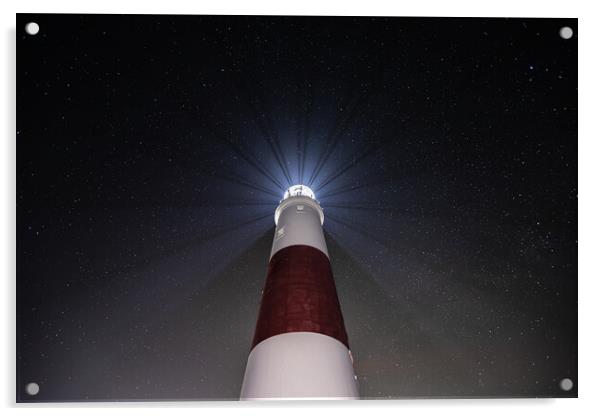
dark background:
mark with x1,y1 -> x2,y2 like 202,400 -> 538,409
16,14 -> 577,400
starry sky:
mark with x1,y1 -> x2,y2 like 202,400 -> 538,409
16,14 -> 577,401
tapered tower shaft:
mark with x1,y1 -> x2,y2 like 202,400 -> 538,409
240,185 -> 359,399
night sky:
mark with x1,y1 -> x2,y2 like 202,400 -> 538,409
16,14 -> 577,401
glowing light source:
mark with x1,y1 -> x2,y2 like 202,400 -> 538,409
282,184 -> 315,201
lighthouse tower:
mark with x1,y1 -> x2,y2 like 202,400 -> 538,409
240,185 -> 359,400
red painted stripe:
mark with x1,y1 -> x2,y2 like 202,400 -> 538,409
251,244 -> 350,349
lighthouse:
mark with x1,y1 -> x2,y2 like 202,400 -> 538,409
240,184 -> 359,400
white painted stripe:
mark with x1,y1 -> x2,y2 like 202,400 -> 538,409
271,196 -> 329,259
240,332 -> 359,400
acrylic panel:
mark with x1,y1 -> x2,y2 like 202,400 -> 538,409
16,14 -> 577,401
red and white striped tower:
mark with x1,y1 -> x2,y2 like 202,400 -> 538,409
240,185 -> 359,400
